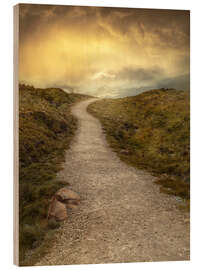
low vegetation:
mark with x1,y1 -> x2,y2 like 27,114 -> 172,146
88,89 -> 190,205
19,84 -> 90,264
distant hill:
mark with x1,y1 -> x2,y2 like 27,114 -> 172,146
88,88 -> 190,204
19,84 -> 90,264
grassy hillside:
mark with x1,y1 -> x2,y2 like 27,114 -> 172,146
19,84 -> 90,264
88,89 -> 190,204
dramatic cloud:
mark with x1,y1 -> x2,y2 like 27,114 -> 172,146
19,4 -> 190,97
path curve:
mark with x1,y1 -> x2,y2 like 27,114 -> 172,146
37,98 -> 189,265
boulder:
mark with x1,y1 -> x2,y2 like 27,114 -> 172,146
47,197 -> 68,221
56,187 -> 80,202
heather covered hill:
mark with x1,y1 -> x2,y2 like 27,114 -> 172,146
88,89 -> 190,203
19,84 -> 90,263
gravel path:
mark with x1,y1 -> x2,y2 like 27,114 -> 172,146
36,98 -> 190,265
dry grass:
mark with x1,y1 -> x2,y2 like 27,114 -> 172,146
19,84 -> 90,264
88,88 -> 190,206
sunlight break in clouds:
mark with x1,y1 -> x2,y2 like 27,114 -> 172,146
19,4 -> 190,97
91,72 -> 116,80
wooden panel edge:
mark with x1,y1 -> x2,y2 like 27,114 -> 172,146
13,3 -> 19,266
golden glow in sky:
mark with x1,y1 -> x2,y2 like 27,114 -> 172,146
19,4 -> 190,97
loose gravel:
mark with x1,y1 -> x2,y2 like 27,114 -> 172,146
36,98 -> 190,266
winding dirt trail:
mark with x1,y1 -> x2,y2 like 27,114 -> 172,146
37,98 -> 189,265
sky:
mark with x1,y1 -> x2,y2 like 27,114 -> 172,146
19,4 -> 190,98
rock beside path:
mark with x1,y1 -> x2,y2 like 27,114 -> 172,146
47,188 -> 80,221
56,187 -> 80,203
47,197 -> 68,221
36,98 -> 189,266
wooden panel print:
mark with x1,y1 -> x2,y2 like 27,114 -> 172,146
13,3 -> 190,266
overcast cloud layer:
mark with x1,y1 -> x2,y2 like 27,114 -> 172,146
19,4 -> 190,97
